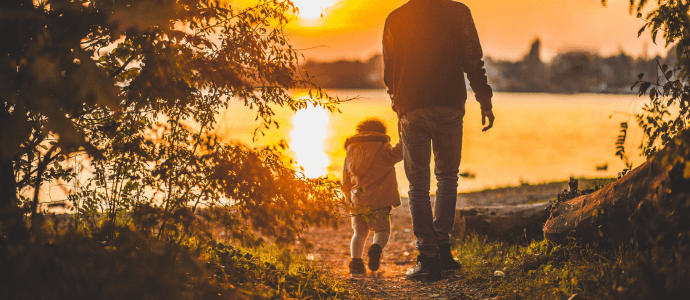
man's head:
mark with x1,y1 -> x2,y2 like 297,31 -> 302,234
356,117 -> 387,134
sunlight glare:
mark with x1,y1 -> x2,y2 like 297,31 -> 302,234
292,0 -> 334,19
290,105 -> 331,178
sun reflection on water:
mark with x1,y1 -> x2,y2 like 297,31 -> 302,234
290,105 -> 331,178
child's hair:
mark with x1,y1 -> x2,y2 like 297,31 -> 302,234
356,117 -> 387,134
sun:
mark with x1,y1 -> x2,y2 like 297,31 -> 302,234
291,0 -> 334,19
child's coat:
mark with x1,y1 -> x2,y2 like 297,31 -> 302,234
342,131 -> 403,212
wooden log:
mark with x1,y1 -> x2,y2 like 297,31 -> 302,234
543,130 -> 690,244
453,202 -> 550,241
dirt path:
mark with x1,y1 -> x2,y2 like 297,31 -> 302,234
298,180 -> 584,299
299,206 -> 496,300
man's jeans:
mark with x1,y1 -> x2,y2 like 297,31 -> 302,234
400,106 -> 463,258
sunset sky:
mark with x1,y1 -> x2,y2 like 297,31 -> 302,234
237,0 -> 669,62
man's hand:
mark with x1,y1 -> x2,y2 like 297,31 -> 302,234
481,109 -> 495,131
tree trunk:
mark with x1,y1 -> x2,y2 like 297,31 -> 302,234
453,202 -> 550,241
543,130 -> 690,244
0,106 -> 26,240
0,157 -> 17,209
0,155 -> 25,240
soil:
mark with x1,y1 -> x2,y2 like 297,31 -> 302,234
296,180 -> 586,299
298,206 -> 488,300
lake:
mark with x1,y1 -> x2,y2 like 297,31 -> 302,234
214,90 -> 648,196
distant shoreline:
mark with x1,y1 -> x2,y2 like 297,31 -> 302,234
306,88 -> 639,96
399,177 -> 616,209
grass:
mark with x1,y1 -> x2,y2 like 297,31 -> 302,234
0,226 -> 347,300
201,241 -> 347,299
454,234 -> 690,300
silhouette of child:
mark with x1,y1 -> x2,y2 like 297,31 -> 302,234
342,117 -> 403,275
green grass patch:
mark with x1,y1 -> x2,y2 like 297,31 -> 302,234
454,235 -> 690,299
201,241 -> 346,299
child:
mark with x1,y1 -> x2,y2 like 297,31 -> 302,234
342,117 -> 403,275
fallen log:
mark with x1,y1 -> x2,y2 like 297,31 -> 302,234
453,202 -> 550,241
543,130 -> 690,244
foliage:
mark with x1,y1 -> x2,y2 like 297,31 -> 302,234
0,226 -> 345,299
1,0 -> 348,298
1,0 -> 346,242
202,242 -> 346,299
605,0 -> 690,159
455,234 -> 690,300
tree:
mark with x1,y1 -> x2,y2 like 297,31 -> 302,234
606,0 -> 690,158
0,0 -> 344,244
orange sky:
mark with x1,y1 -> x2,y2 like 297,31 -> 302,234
235,0 -> 669,62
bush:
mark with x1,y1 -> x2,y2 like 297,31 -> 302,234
0,226 -> 346,300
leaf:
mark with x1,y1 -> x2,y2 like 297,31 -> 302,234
638,73 -> 645,80
665,71 -> 673,79
638,25 -> 646,37
640,82 -> 652,92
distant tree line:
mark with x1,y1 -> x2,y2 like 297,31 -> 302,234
486,38 -> 678,94
302,38 -> 678,94
302,55 -> 386,89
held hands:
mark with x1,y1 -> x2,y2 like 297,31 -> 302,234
481,109 -> 495,132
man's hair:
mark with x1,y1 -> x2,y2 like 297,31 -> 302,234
356,117 -> 387,134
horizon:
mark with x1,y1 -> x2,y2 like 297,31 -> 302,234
299,39 -> 671,64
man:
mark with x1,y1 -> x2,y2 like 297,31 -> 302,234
383,0 -> 495,281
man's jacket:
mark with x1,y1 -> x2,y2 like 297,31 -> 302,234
383,0 -> 493,116
342,132 -> 403,212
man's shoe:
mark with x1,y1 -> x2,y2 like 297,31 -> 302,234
406,254 -> 441,281
349,258 -> 366,275
367,244 -> 383,271
439,244 -> 462,271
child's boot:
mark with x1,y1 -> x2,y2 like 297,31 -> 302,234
367,244 -> 382,271
349,258 -> 366,275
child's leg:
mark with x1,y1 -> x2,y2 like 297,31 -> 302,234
373,230 -> 390,248
371,207 -> 392,249
366,208 -> 392,272
351,215 -> 370,259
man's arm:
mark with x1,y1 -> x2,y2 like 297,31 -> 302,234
458,8 -> 493,113
383,20 -> 396,111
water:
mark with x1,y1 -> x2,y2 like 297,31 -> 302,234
215,90 -> 647,196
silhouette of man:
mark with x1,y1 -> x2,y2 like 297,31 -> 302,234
383,0 -> 494,281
